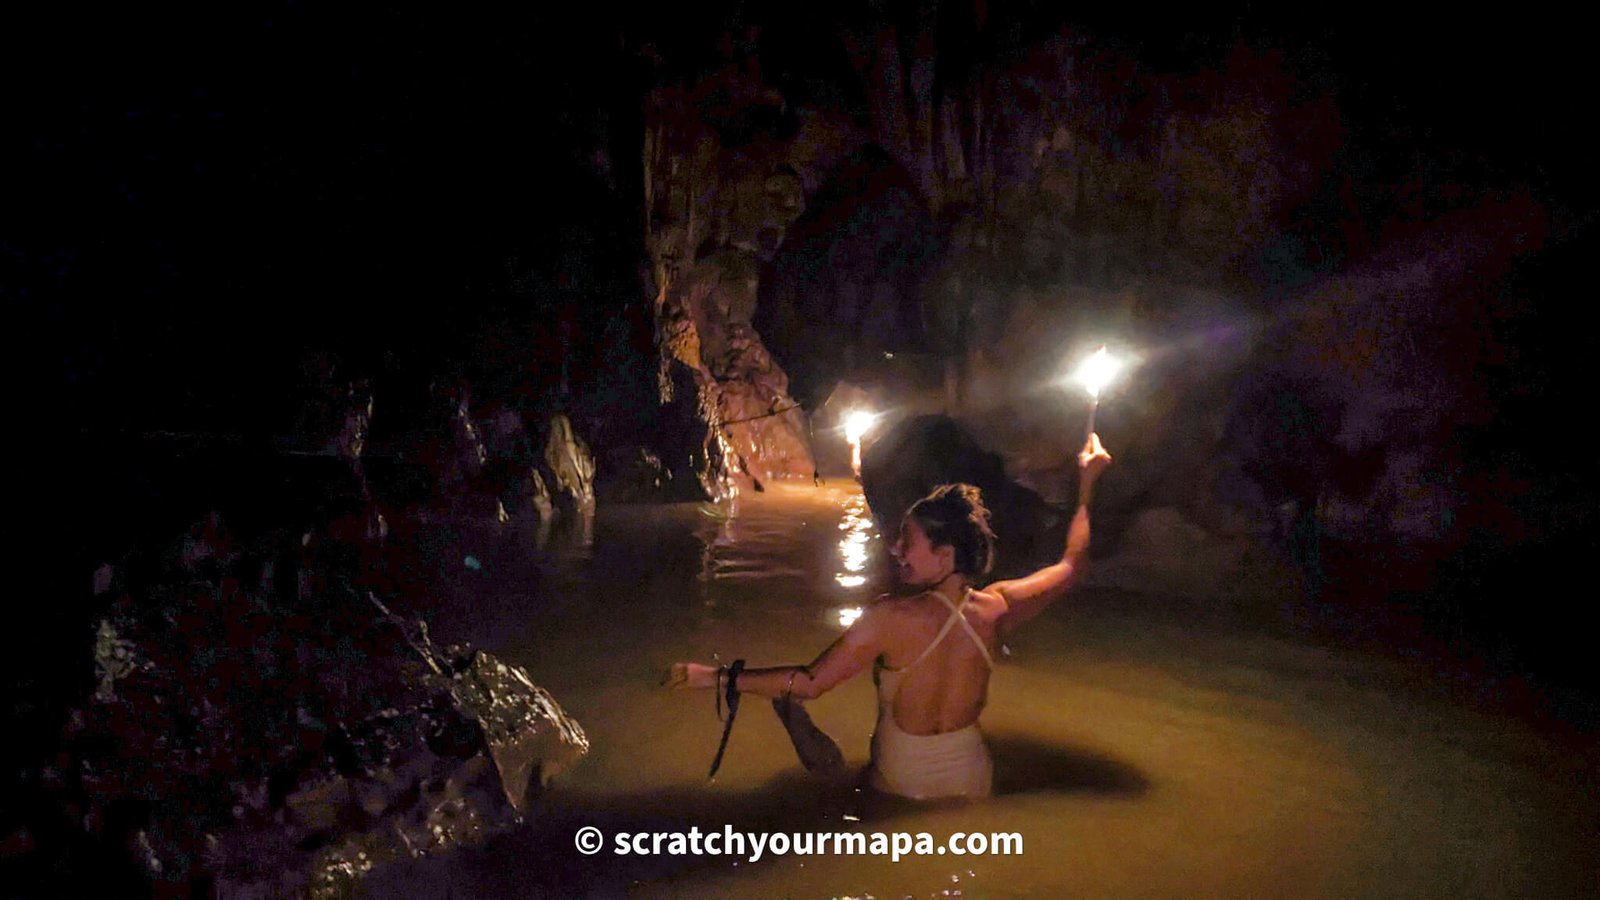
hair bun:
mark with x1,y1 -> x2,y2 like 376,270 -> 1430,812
936,484 -> 989,524
912,483 -> 996,578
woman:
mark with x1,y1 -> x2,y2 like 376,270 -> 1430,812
666,433 -> 1112,800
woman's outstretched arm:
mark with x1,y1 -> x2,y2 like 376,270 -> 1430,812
991,433 -> 1112,637
663,602 -> 892,700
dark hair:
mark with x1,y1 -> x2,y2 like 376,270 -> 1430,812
906,483 -> 996,578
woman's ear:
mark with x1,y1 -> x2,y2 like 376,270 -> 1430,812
936,542 -> 956,573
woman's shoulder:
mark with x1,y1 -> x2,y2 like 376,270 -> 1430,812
867,591 -> 949,620
854,595 -> 931,646
868,591 -> 921,612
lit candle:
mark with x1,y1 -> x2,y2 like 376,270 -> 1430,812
1072,346 -> 1123,440
844,409 -> 877,477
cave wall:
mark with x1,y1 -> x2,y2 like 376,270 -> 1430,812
643,70 -> 847,491
640,3 -> 1557,597
642,10 -> 1335,514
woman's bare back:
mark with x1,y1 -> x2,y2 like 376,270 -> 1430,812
877,588 -> 1004,735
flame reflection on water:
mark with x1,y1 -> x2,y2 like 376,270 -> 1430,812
834,492 -> 878,630
835,492 -> 875,589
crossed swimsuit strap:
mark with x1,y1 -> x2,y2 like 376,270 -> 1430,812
899,588 -> 995,673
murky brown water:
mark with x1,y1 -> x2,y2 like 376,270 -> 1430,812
365,483 -> 1595,898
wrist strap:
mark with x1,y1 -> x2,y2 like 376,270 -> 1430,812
707,658 -> 745,779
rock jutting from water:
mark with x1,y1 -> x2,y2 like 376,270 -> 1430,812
57,512 -> 588,898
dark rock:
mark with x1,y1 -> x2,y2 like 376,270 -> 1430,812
643,358 -> 739,502
364,379 -> 601,530
594,446 -> 679,503
288,351 -> 375,463
472,400 -> 555,525
51,516 -> 587,897
1082,506 -> 1303,619
860,414 -> 1060,580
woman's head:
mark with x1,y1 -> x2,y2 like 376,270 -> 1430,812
892,483 -> 995,586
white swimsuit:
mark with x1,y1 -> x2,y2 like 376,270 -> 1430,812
869,589 -> 995,800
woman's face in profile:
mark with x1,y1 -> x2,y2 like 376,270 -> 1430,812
891,515 -> 950,587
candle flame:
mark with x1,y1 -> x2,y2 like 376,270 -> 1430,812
844,410 -> 877,443
1074,346 -> 1122,399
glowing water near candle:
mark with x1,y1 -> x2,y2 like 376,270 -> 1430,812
835,491 -> 874,592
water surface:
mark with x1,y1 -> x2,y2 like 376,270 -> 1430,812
368,482 -> 1594,898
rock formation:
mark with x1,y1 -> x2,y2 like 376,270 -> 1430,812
61,505 -> 587,897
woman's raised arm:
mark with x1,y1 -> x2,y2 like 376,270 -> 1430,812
992,433 -> 1111,636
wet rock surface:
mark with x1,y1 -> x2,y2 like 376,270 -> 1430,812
21,463 -> 588,896
643,77 -> 823,496
541,413 -> 597,520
